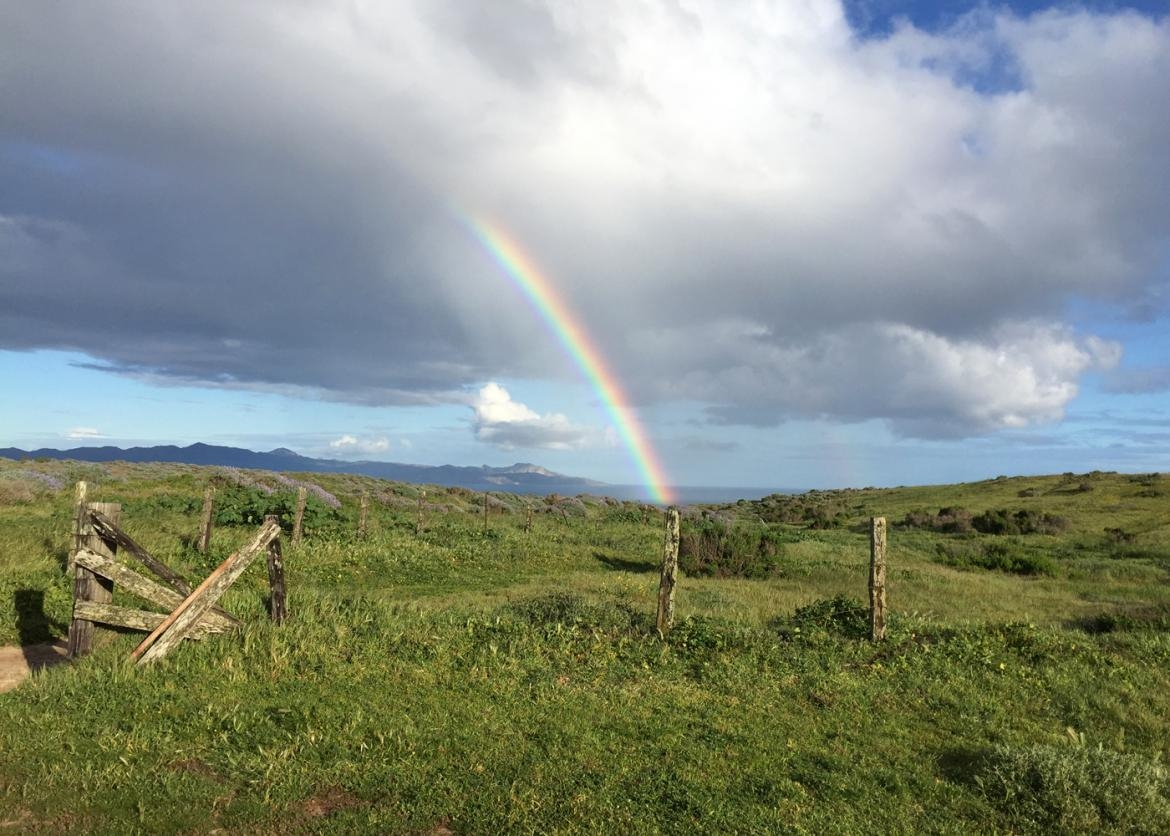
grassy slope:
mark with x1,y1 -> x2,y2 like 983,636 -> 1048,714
1,460 -> 1169,833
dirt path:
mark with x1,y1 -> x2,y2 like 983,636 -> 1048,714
0,641 -> 69,693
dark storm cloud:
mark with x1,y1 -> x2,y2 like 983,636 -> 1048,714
2,2 -> 1168,437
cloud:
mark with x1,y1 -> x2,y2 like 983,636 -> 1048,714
1101,365 -> 1170,395
327,434 -> 392,456
1,2 -> 1167,438
471,383 -> 593,450
671,319 -> 1121,437
680,436 -> 741,453
66,427 -> 105,440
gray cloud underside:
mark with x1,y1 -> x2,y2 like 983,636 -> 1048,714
2,2 -> 1168,436
1101,365 -> 1170,395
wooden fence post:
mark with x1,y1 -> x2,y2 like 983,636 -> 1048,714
416,490 -> 426,537
264,515 -> 287,624
358,495 -> 369,538
656,506 -> 681,635
870,516 -> 887,641
68,480 -> 87,573
292,487 -> 307,546
67,497 -> 121,658
197,484 -> 215,554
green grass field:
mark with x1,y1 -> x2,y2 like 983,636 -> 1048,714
2,459 -> 1169,833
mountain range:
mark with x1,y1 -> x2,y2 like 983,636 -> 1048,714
0,443 -> 609,495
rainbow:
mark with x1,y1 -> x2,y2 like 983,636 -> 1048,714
467,217 -> 674,505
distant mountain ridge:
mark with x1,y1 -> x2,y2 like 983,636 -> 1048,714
0,443 -> 608,495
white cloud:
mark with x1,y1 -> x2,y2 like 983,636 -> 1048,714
471,383 -> 593,450
1,2 -> 1167,439
674,319 -> 1121,437
328,434 -> 391,456
66,427 -> 105,440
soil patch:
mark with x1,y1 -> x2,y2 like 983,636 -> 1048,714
0,641 -> 69,693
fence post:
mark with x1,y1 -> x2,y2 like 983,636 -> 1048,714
358,495 -> 369,539
68,480 -> 87,573
67,497 -> 121,658
265,514 -> 287,624
197,484 -> 215,554
292,487 -> 307,545
416,490 -> 426,537
656,506 -> 681,635
870,516 -> 887,641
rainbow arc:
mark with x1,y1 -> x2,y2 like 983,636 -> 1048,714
467,218 -> 674,505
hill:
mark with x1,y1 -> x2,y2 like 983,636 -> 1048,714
0,442 -> 607,495
1,461 -> 1169,832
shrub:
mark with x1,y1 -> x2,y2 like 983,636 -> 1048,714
213,483 -> 343,533
934,541 -> 1057,576
787,594 -> 869,639
972,509 -> 1069,536
678,519 -> 784,579
900,507 -> 974,533
1104,527 -> 1137,545
975,743 -> 1170,833
505,593 -> 646,633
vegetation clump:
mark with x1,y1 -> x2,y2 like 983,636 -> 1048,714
902,507 -> 1068,535
901,506 -> 975,533
971,508 -> 1069,535
975,742 -> 1170,833
783,594 -> 870,639
678,518 -> 784,578
934,541 -> 1057,576
213,482 -> 344,532
747,493 -> 850,528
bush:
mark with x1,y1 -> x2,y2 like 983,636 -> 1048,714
976,743 -> 1170,833
972,509 -> 1069,536
787,594 -> 869,639
933,541 -> 1057,576
678,519 -> 784,579
902,506 -> 974,533
213,483 -> 343,533
504,593 -> 646,633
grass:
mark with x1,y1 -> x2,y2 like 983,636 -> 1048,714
1,460 -> 1170,832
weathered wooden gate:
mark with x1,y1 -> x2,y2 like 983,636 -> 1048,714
67,482 -> 287,666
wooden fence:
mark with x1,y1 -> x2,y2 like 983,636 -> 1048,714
67,481 -> 287,666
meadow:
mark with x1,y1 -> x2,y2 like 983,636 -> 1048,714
1,459 -> 1169,834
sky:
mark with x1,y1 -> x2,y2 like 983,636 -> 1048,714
2,0 -> 1169,496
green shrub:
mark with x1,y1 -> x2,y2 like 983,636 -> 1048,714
678,519 -> 784,579
972,509 -> 1069,535
669,614 -> 755,654
213,483 -> 342,533
934,541 -> 1057,576
901,506 -> 974,533
786,594 -> 869,639
976,743 -> 1170,833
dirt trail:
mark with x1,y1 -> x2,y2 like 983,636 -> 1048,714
0,641 -> 69,693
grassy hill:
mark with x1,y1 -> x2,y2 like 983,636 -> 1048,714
2,459 -> 1169,833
